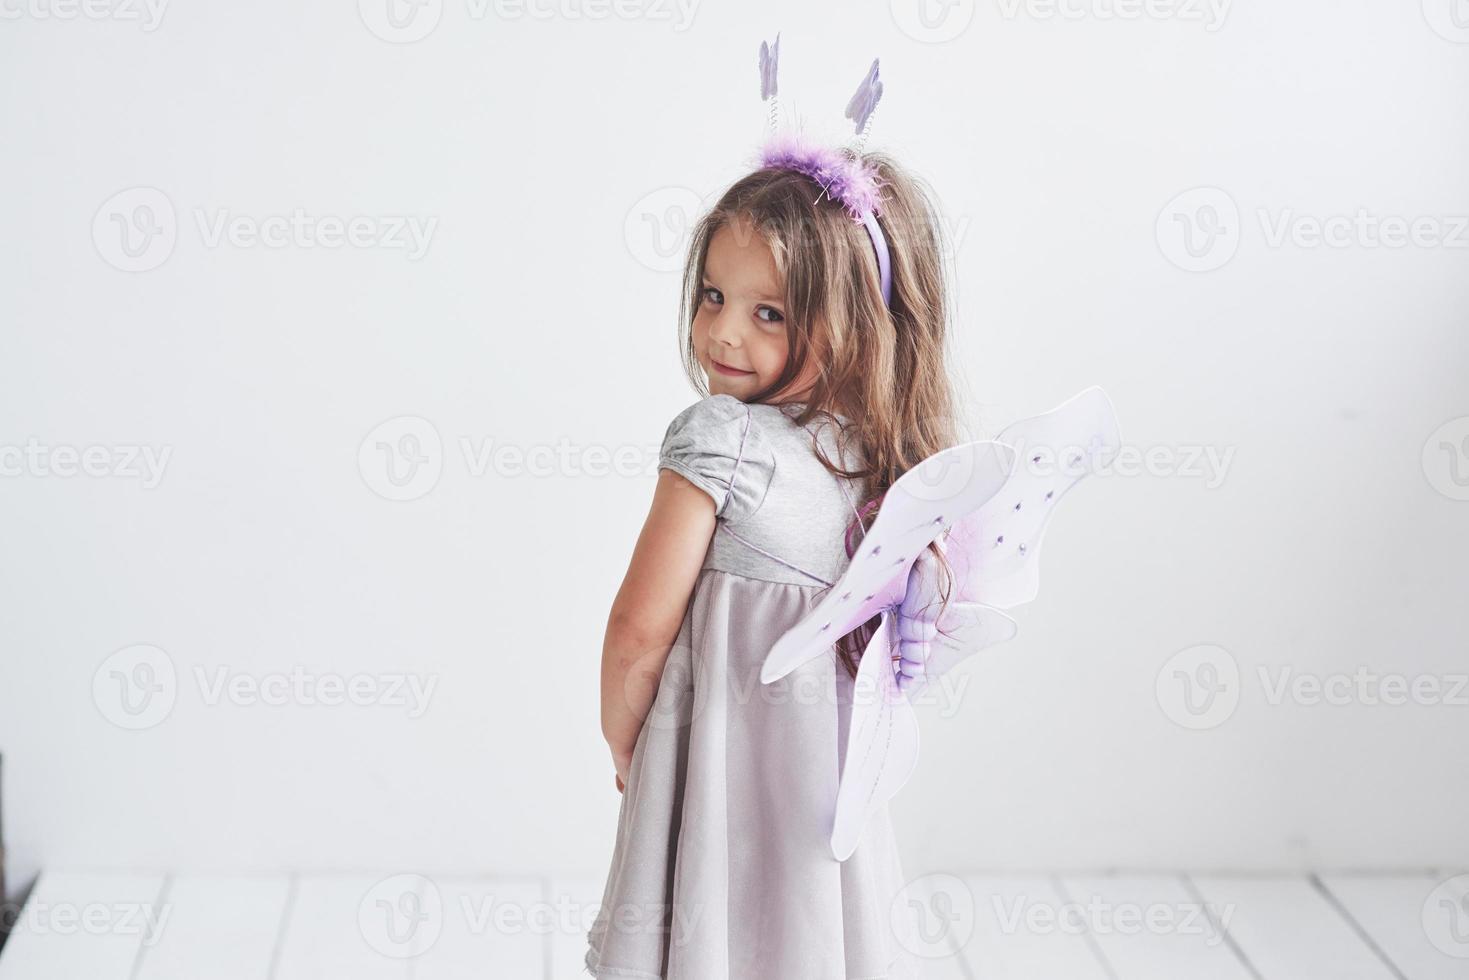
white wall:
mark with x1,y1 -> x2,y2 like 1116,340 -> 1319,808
1,0 -> 1466,894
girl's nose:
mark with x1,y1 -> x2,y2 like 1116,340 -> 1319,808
707,308 -> 740,347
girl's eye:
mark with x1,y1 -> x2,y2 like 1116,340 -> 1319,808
756,306 -> 784,325
700,287 -> 723,306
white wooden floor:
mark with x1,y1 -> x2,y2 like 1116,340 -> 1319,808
1,870 -> 1465,979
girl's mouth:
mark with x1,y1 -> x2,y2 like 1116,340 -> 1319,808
712,359 -> 756,378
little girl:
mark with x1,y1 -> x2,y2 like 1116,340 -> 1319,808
586,43 -> 952,980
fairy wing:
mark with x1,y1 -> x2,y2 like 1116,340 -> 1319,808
951,385 -> 1122,612
778,386 -> 1122,860
900,385 -> 1124,691
919,601 -> 1020,684
759,438 -> 1016,685
830,613 -> 917,861
828,599 -> 1017,861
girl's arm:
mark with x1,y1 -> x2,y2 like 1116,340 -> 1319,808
600,469 -> 717,784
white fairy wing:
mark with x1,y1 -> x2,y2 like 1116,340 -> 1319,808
953,385 -> 1122,610
773,386 -> 1122,861
831,602 -> 1017,859
908,386 -> 1121,685
830,613 -> 918,861
760,439 -> 1015,684
921,601 -> 1019,685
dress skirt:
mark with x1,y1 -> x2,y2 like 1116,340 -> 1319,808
585,569 -> 920,980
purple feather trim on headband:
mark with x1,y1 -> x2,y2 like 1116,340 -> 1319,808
757,131 -> 886,223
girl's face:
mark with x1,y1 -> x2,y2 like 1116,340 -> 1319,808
692,217 -> 819,404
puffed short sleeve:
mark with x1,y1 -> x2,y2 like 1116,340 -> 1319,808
658,394 -> 776,522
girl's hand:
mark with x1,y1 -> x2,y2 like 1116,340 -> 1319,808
612,747 -> 633,793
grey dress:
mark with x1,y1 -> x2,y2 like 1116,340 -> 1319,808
585,394 -> 920,980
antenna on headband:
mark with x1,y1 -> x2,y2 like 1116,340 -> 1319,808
753,34 -> 894,309
759,32 -> 781,137
846,57 -> 883,155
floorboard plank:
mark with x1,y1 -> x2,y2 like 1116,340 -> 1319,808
548,875 -> 606,980
9,867 -> 1458,978
1190,875 -> 1398,980
133,874 -> 291,980
273,874 -> 419,980
0,871 -> 166,980
1061,874 -> 1253,980
409,876 -> 547,980
957,875 -> 1112,979
1321,872 -> 1469,980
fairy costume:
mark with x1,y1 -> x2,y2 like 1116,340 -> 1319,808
585,31 -> 1122,980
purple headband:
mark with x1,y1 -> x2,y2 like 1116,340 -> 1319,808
754,34 -> 893,309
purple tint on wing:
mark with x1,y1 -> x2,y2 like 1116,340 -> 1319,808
941,511 -> 990,604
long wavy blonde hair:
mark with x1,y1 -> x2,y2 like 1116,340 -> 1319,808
677,150 -> 960,677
